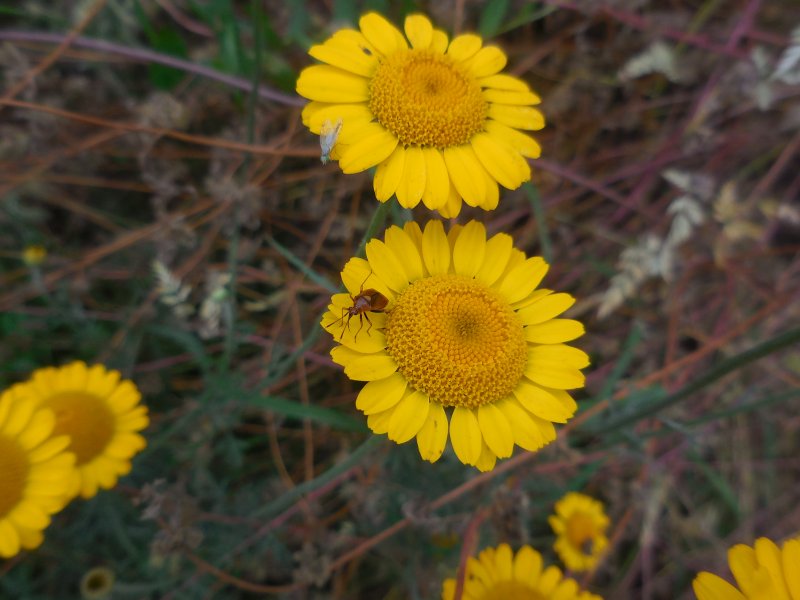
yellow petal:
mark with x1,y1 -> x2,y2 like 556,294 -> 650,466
322,308 -> 386,352
0,521 -> 21,559
524,319 -> 585,344
480,73 -> 534,93
330,346 -> 397,381
463,46 -> 507,78
437,182 -> 463,218
494,543 -> 514,580
754,538 -> 791,599
517,292 -> 576,325
474,440 -> 497,472
430,30 -> 449,54
422,220 -> 451,276
366,239 -> 410,292
384,225 -> 424,282
513,379 -> 576,423
484,120 -> 542,158
524,346 -> 588,390
475,232 -> 513,287
387,390 -> 430,444
496,398 -> 548,452
17,409 -> 55,450
9,503 -> 49,530
420,147 -> 450,210
783,540 -> 800,600
488,104 -> 546,131
329,29 -> 379,57
404,14 -> 433,49
403,221 -> 424,251
338,123 -> 398,173
341,256 -> 393,300
443,145 -> 487,207
374,145 -> 406,202
302,103 -> 373,135
396,145 -> 426,208
514,545 -> 543,586
479,174 -> 499,211
355,373 -> 407,415
471,132 -> 530,190
447,33 -> 482,61
367,407 -> 395,434
296,65 -> 370,102
416,401 -> 448,463
453,221 -> 486,278
359,12 -> 408,57
450,407 -> 482,465
308,37 -> 377,77
483,88 -> 541,105
497,257 -> 549,304
5,398 -> 35,436
693,573 -> 747,600
477,403 -> 514,458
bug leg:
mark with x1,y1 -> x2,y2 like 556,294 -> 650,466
364,312 -> 374,338
354,312 -> 366,342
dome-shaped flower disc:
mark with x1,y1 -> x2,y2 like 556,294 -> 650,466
0,389 -> 75,558
441,543 -> 604,600
549,492 -> 610,572
10,361 -> 149,499
321,220 -> 588,471
693,537 -> 800,600
297,12 -> 544,218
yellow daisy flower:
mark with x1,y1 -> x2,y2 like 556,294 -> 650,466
693,537 -> 800,600
441,543 -> 603,600
0,389 -> 75,558
296,12 -> 544,218
10,361 -> 149,500
322,220 -> 588,472
548,492 -> 610,572
22,244 -> 47,267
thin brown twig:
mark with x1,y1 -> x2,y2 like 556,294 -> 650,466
0,0 -> 108,103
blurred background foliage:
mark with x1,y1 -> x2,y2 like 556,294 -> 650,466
1,0 -> 799,598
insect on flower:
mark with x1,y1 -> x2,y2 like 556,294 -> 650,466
319,118 -> 343,164
330,273 -> 388,342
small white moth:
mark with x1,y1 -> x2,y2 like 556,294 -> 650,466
319,118 -> 343,164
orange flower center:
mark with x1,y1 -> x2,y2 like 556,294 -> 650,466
369,49 -> 487,148
0,435 -> 29,517
385,274 -> 526,408
43,392 -> 115,465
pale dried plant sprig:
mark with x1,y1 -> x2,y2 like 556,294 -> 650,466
199,271 -> 231,339
618,41 -> 689,83
152,260 -> 194,318
598,169 -> 710,318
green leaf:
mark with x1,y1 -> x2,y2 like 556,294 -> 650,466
478,0 -> 510,38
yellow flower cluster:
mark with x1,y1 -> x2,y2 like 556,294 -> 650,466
0,362 -> 148,559
301,12 -> 586,475
297,16 -> 602,595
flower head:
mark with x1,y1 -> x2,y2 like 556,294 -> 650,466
0,389 -> 75,558
297,13 -> 544,217
693,537 -> 800,600
22,245 -> 47,267
9,361 -> 149,499
549,492 -> 610,572
441,543 -> 603,600
322,220 -> 588,471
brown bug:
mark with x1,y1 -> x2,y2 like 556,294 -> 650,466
330,272 -> 388,342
